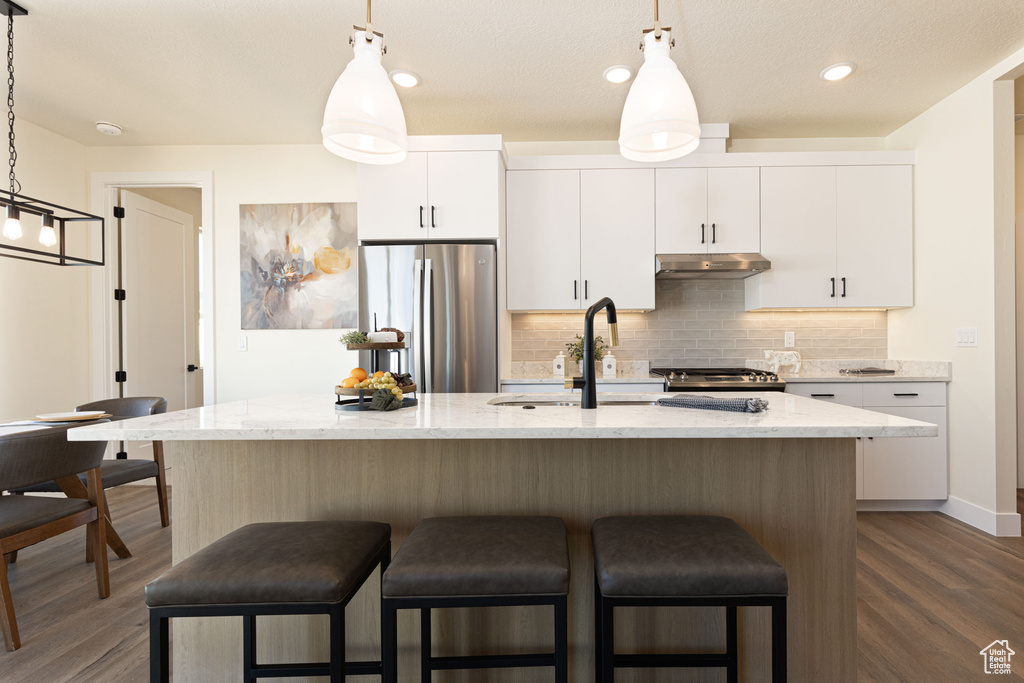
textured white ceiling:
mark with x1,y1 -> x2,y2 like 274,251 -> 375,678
10,0 -> 1024,146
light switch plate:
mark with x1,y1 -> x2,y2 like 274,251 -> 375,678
238,335 -> 248,351
955,327 -> 978,347
784,332 -> 795,348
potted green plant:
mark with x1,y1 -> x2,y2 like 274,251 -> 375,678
565,334 -> 606,364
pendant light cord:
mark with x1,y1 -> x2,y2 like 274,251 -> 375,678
7,10 -> 18,199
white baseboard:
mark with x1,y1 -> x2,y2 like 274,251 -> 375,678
856,497 -> 1022,537
940,496 -> 1022,537
857,500 -> 944,512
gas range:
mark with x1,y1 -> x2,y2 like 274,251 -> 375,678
650,367 -> 786,392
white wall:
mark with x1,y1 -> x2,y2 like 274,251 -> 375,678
886,49 -> 1024,535
0,120 -> 90,421
87,145 -> 361,404
1017,133 -> 1024,486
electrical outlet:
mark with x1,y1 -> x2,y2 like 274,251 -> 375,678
955,327 -> 978,347
784,331 -> 795,348
238,335 -> 248,351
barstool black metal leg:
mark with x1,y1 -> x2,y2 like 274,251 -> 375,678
593,577 -> 603,683
726,605 -> 738,683
382,601 -> 398,683
243,615 -> 257,682
554,596 -> 568,683
772,599 -> 787,683
330,605 -> 345,683
599,596 -> 615,683
149,612 -> 170,683
420,607 -> 432,682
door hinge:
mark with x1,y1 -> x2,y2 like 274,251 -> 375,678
115,370 -> 127,383
113,206 -> 125,219
114,289 -> 126,301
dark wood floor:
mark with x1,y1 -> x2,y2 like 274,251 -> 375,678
0,488 -> 1021,681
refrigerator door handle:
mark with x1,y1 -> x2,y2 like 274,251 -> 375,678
422,259 -> 434,394
413,257 -> 424,389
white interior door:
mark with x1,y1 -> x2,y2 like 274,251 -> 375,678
121,190 -> 197,463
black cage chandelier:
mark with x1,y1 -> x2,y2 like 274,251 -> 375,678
0,0 -> 104,266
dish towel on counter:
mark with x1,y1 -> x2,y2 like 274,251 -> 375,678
657,395 -> 769,413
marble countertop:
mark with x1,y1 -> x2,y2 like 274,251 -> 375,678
67,393 -> 937,442
501,377 -> 663,384
746,359 -> 952,384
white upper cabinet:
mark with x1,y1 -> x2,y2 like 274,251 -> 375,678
748,166 -> 838,309
506,170 -> 581,311
707,168 -> 760,253
655,167 -> 759,254
581,169 -> 656,310
357,152 -> 429,241
358,150 -> 502,241
505,169 -> 655,311
655,168 -> 707,253
836,165 -> 913,308
746,164 -> 913,310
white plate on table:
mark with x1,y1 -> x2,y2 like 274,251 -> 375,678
34,411 -> 111,422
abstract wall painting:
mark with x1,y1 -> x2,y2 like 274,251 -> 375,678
239,202 -> 358,329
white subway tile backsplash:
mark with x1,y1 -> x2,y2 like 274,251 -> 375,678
510,281 -> 886,364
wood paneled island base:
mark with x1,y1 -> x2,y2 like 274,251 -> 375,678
168,437 -> 856,682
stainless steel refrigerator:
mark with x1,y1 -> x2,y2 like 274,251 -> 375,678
358,243 -> 497,393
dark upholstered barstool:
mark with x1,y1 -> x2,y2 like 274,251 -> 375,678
145,521 -> 391,682
381,516 -> 570,683
592,516 -> 788,683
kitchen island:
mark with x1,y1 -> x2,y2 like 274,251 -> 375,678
70,393 -> 936,683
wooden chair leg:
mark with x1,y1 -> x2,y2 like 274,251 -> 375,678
0,551 -> 20,651
87,468 -> 110,599
153,441 -> 170,527
4,550 -> 14,565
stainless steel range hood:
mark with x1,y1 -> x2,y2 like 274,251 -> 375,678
655,253 -> 771,280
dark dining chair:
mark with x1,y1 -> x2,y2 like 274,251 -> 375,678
0,423 -> 111,650
11,397 -> 170,528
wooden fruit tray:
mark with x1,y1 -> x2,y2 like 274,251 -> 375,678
335,383 -> 416,396
345,342 -> 406,350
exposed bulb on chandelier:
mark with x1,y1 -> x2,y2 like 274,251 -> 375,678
38,213 -> 56,247
2,204 -> 21,240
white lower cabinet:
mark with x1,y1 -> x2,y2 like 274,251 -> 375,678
786,381 -> 948,500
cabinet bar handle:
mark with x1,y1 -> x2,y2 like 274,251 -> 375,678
841,277 -> 847,298
810,393 -> 835,398
574,280 -> 578,300
830,277 -> 836,298
893,393 -> 919,397
712,223 -> 717,244
701,224 -> 705,244
419,206 -> 424,228
585,280 -> 589,299
431,206 -> 436,228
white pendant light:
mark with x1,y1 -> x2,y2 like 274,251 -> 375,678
321,0 -> 407,165
618,0 -> 701,162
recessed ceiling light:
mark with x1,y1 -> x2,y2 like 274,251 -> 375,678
388,70 -> 421,88
95,121 -> 122,136
603,65 -> 633,84
819,62 -> 856,82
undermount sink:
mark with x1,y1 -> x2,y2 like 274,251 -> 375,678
492,400 -> 661,407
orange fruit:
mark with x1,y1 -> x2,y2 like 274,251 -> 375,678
341,377 -> 358,388
350,368 -> 367,381
372,371 -> 385,379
